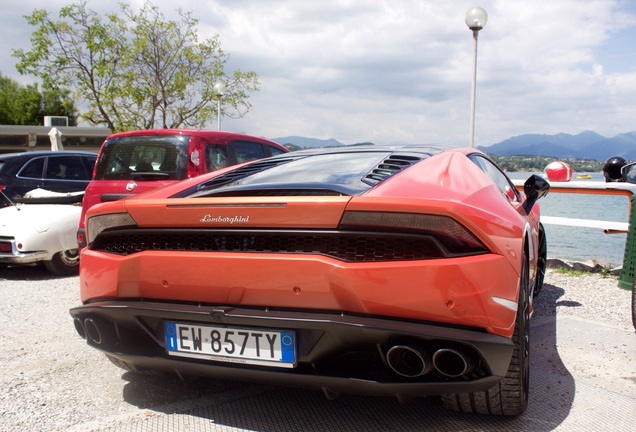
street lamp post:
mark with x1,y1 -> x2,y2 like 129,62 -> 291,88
213,82 -> 226,131
465,7 -> 488,148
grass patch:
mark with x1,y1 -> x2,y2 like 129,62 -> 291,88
553,267 -> 589,277
552,266 -> 618,279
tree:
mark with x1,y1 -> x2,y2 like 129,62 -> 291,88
13,0 -> 259,132
0,72 -> 77,125
40,87 -> 79,125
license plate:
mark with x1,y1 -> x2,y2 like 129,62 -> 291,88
165,322 -> 295,368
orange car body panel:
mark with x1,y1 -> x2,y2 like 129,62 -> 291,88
125,196 -> 353,229
80,249 -> 518,337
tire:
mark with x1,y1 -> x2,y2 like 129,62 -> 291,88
43,249 -> 80,276
534,223 -> 547,298
441,253 -> 530,416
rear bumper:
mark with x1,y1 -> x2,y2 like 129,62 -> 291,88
0,240 -> 48,264
78,249 -> 520,337
70,301 -> 513,399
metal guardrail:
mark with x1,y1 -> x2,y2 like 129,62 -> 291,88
513,179 -> 636,232
513,179 -> 636,289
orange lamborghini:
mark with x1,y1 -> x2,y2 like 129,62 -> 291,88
70,145 -> 549,416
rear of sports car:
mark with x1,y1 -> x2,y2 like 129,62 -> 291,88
70,147 -> 544,415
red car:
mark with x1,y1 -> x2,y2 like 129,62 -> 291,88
76,129 -> 288,247
70,146 -> 549,416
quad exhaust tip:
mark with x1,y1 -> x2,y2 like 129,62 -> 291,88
73,318 -> 86,340
73,317 -> 115,346
83,318 -> 103,345
386,345 -> 432,377
432,348 -> 471,378
386,345 -> 474,379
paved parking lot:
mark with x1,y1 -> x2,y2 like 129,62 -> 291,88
1,265 -> 634,431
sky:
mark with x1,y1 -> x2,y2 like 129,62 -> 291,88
2,0 -> 636,147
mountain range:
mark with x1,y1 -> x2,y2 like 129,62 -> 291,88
273,131 -> 636,161
272,136 -> 345,148
478,131 -> 636,161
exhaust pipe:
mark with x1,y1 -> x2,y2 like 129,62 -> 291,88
386,345 -> 433,377
432,348 -> 473,378
83,318 -> 103,345
82,317 -> 117,346
73,318 -> 86,339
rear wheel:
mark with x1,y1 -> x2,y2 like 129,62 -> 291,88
441,253 -> 530,416
43,249 -> 80,276
534,223 -> 547,298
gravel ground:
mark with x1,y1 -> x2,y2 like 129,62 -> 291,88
0,264 -> 633,432
533,269 -> 633,331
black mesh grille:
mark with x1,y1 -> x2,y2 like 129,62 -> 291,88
363,154 -> 424,186
90,229 -> 447,262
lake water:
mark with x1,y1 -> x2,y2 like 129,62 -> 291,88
509,172 -> 630,267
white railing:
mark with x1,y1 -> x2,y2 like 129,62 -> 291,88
513,179 -> 636,288
512,179 -> 636,234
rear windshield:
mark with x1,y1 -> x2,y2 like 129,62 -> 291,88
94,135 -> 190,181
189,151 -> 398,197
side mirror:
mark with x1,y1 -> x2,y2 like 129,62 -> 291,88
621,162 -> 636,183
522,174 -> 550,214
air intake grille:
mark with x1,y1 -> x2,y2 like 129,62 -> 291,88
363,155 -> 424,186
90,229 -> 449,262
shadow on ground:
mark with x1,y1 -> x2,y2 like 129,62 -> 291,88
0,263 -> 74,281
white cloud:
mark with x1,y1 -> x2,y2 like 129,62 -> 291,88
2,0 -> 636,147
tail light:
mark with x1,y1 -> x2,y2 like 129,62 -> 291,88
339,211 -> 488,256
86,213 -> 137,245
188,149 -> 201,178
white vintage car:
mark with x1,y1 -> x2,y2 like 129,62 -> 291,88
0,189 -> 82,276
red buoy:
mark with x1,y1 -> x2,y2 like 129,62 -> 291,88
545,161 -> 572,182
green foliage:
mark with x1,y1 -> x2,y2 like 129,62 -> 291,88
553,266 -> 616,278
0,72 -> 77,125
13,0 -> 259,132
282,144 -> 304,152
553,267 -> 588,277
41,87 -> 79,126
488,155 -> 604,173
